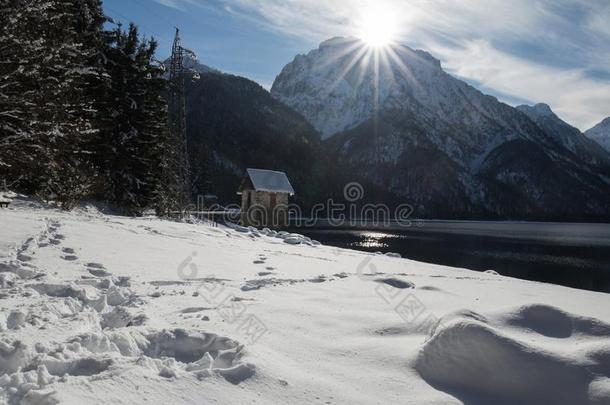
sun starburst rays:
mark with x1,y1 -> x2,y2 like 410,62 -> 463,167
315,39 -> 366,71
319,40 -> 421,117
385,45 -> 423,93
323,45 -> 371,96
358,5 -> 397,48
312,1 -> 422,121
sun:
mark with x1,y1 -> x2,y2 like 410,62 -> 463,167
357,5 -> 398,48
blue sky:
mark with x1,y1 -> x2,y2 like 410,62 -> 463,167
102,0 -> 314,89
102,0 -> 610,131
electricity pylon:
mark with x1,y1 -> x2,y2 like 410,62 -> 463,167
168,27 -> 191,210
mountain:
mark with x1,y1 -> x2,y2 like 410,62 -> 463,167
586,117 -> 610,152
272,37 -> 610,219
164,54 -> 218,77
516,103 -> 581,149
516,103 -> 610,163
182,68 -> 334,207
182,54 -> 219,75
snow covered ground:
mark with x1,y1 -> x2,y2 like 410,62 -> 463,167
1,197 -> 610,404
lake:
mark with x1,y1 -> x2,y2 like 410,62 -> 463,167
293,220 -> 610,293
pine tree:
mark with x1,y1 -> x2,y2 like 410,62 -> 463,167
38,0 -> 107,207
1,0 -> 179,213
0,0 -> 108,207
0,0 -> 49,192
95,24 -> 179,215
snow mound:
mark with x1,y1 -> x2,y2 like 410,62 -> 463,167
415,306 -> 610,404
384,252 -> 402,258
223,223 -> 320,247
0,339 -> 30,375
280,233 -> 316,246
144,329 -> 237,363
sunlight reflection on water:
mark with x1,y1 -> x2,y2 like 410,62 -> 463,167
296,225 -> 610,293
349,231 -> 391,249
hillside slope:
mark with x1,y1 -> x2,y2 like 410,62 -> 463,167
586,117 -> 610,152
184,71 -> 332,207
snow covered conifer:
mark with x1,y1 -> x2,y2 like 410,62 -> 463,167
95,24 -> 177,214
0,0 -> 108,207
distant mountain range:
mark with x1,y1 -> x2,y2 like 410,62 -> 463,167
181,38 -> 610,220
586,117 -> 610,153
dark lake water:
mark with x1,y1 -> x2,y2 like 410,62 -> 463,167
294,221 -> 610,294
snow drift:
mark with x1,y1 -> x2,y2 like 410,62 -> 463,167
416,305 -> 610,404
0,198 -> 609,404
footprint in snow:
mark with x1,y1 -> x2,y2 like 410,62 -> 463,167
180,307 -> 212,314
375,278 -> 415,289
308,275 -> 327,283
241,278 -> 302,291
231,296 -> 255,302
16,253 -> 33,262
89,268 -> 112,277
62,255 -> 78,261
62,247 -> 75,254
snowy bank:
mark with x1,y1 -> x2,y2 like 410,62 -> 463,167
1,201 -> 609,404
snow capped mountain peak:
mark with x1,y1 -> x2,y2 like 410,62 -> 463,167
531,103 -> 554,116
318,36 -> 359,49
271,37 -> 449,138
588,116 -> 610,131
585,117 -> 610,151
516,103 -> 589,155
517,103 -> 558,119
163,53 -> 219,77
314,36 -> 443,67
182,53 -> 219,75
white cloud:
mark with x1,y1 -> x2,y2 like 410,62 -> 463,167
153,0 -> 199,11
219,0 -> 610,130
432,40 -> 610,131
153,0 -> 185,10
